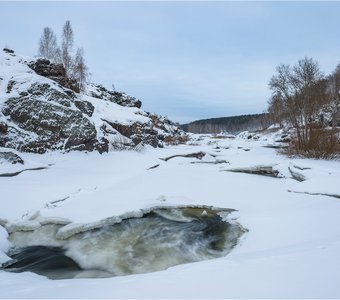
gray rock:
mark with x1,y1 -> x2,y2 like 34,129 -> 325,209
27,83 -> 74,107
28,59 -> 63,79
28,58 -> 81,93
104,120 -> 162,148
28,59 -> 65,87
67,138 -> 109,154
3,48 -> 14,54
6,80 -> 15,94
0,151 -> 24,164
2,97 -> 97,153
74,100 -> 95,117
87,84 -> 142,108
0,53 -> 188,154
0,122 -> 8,133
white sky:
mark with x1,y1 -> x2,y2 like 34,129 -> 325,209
1,1 -> 340,123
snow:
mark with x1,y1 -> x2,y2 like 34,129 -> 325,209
0,147 -> 48,175
0,50 -> 78,122
1,134 -> 340,298
83,94 -> 150,126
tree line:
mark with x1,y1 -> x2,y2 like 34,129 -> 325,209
38,21 -> 88,92
267,57 -> 340,158
182,113 -> 270,134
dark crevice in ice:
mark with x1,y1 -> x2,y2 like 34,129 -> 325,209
0,167 -> 48,177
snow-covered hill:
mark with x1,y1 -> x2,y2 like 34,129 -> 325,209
0,48 -> 186,153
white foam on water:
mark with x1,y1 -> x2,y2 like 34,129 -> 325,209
5,207 -> 245,279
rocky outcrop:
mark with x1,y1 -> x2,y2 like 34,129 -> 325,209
3,48 -> 14,54
27,82 -> 75,106
28,59 -> 79,93
0,49 -> 188,154
27,60 -> 143,109
28,59 -> 65,86
1,97 -> 97,153
27,56 -> 147,110
86,84 -> 142,108
105,121 -> 159,148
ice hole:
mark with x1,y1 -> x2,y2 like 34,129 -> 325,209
1,206 -> 245,279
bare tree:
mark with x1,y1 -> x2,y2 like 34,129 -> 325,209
61,20 -> 74,83
38,27 -> 58,61
269,57 -> 329,148
267,93 -> 285,127
326,63 -> 340,128
72,48 -> 88,91
37,21 -> 90,93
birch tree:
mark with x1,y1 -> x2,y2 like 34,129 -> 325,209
38,27 -> 58,61
73,48 -> 88,91
61,20 -> 74,82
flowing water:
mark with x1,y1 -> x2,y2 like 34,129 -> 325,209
2,207 -> 245,279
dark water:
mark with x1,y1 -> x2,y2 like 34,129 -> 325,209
2,246 -> 84,280
2,207 -> 245,279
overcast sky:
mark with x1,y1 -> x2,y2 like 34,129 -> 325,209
1,1 -> 340,123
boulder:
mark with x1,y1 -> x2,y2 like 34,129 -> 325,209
3,48 -> 14,54
0,151 -> 24,164
2,97 -> 97,153
28,59 -> 80,93
28,59 -> 65,87
105,121 -> 160,148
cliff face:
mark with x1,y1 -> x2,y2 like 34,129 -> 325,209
0,49 -> 187,153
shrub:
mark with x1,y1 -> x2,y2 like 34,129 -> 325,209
281,127 -> 340,159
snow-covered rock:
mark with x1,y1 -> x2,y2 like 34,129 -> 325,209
0,49 -> 187,153
0,150 -> 24,164
85,83 -> 142,108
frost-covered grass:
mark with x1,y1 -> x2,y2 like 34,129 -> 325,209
1,134 -> 340,298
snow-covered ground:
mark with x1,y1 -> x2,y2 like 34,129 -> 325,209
1,134 -> 340,298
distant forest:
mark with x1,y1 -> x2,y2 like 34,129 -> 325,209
181,113 -> 270,134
